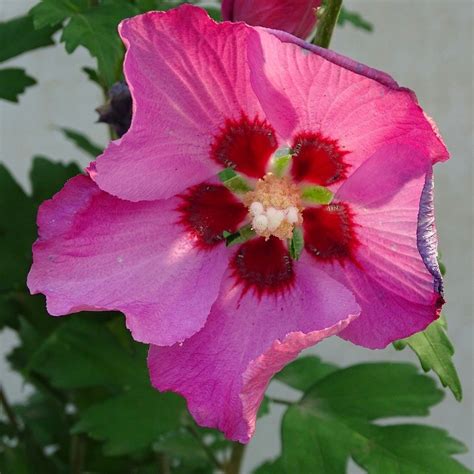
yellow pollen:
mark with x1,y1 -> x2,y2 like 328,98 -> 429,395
243,173 -> 303,240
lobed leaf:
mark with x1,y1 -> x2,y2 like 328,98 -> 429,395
0,164 -> 36,290
58,128 -> 104,157
73,387 -> 186,455
280,362 -> 468,473
0,15 -> 58,63
30,156 -> 81,203
31,0 -> 138,86
351,423 -> 470,474
275,355 -> 338,391
253,458 -> 286,474
299,362 -> 443,420
395,316 -> 462,401
30,0 -> 88,29
27,316 -> 148,389
337,7 -> 374,32
0,68 -> 37,102
136,0 -> 180,12
155,431 -> 209,465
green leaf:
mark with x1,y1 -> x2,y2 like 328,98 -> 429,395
0,15 -> 58,63
0,445 -> 32,474
337,7 -> 374,32
283,407 -> 351,474
0,293 -> 22,330
136,0 -> 178,12
394,317 -> 462,401
437,251 -> 447,276
0,68 -> 37,102
253,458 -> 286,474
257,396 -> 270,418
300,363 -> 443,420
0,164 -> 36,291
14,393 -> 69,448
73,387 -> 186,455
58,128 -> 104,157
82,66 -> 102,87
30,156 -> 81,203
155,431 -> 208,465
61,1 -> 138,86
275,355 -> 338,391
352,423 -> 470,474
218,168 -> 251,193
31,0 -> 137,85
223,224 -> 255,247
27,316 -> 148,389
204,7 -> 222,22
280,362 -> 470,474
8,317 -> 44,373
0,430 -> 57,474
288,227 -> 304,260
301,185 -> 334,204
0,157 -> 78,319
30,0 -> 88,29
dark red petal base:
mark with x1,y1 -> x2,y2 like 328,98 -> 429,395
303,203 -> 358,263
291,132 -> 349,186
232,237 -> 295,297
178,183 -> 247,249
211,114 -> 278,178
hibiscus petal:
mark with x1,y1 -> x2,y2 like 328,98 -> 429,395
306,145 -> 444,348
335,143 -> 431,207
27,175 -> 238,346
92,5 -> 268,201
148,248 -> 359,442
247,29 -> 449,188
222,0 -> 321,40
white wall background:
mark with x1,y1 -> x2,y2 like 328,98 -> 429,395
0,0 -> 472,472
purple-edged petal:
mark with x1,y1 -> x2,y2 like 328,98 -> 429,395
222,0 -> 321,40
92,5 -> 267,201
248,29 -> 449,188
308,145 -> 444,348
148,250 -> 359,442
416,171 -> 443,295
27,175 -> 234,346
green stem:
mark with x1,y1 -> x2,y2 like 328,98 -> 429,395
313,0 -> 343,48
186,425 -> 223,470
70,434 -> 86,474
0,385 -> 19,433
224,443 -> 246,474
266,396 -> 293,406
156,452 -> 171,474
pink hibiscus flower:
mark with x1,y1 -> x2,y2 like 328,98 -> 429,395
28,6 -> 449,442
222,0 -> 321,39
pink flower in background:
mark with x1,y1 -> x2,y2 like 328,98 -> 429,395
222,0 -> 321,39
28,6 -> 448,442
